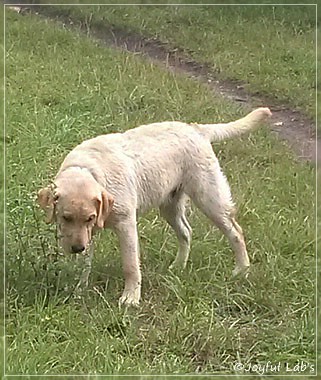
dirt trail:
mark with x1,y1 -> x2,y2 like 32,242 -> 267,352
8,4 -> 319,164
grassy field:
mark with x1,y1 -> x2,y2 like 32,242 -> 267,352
5,6 -> 316,378
39,3 -> 316,118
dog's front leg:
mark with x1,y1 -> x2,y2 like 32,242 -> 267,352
114,217 -> 141,307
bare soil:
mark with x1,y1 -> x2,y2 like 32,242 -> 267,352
9,4 -> 319,164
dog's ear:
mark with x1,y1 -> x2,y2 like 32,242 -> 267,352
37,186 -> 57,224
96,190 -> 114,229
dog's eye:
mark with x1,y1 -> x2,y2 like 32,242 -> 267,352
86,215 -> 95,223
62,215 -> 72,222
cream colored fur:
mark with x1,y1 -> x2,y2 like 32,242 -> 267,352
38,107 -> 272,306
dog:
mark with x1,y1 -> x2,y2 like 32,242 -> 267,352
38,107 -> 272,306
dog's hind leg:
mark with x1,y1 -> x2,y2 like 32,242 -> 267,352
187,163 -> 250,276
160,193 -> 192,269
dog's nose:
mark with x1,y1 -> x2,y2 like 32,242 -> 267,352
71,244 -> 85,254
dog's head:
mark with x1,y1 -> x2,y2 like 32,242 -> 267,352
37,169 -> 114,254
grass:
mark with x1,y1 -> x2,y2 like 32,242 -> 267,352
5,7 -> 316,377
38,3 -> 316,118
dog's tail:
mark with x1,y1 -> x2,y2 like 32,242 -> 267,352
197,107 -> 272,142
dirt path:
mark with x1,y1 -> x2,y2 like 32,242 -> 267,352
8,4 -> 319,164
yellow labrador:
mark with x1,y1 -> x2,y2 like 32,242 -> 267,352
38,107 -> 271,306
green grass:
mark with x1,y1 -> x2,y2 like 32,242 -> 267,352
41,3 -> 316,118
5,8 -> 316,377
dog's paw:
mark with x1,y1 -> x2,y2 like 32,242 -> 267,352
232,265 -> 250,278
119,288 -> 141,307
